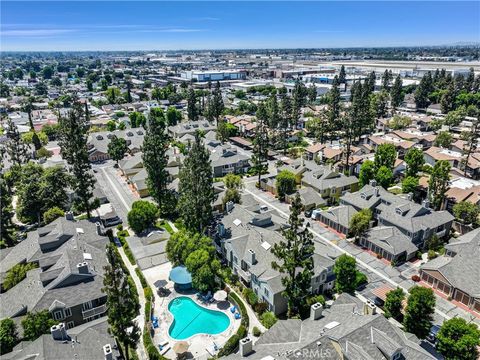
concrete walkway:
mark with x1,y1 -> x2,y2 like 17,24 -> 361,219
117,246 -> 148,360
226,285 -> 266,336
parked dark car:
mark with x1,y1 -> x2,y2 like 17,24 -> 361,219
427,325 -> 441,344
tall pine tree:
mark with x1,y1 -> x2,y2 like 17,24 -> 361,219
252,102 -> 269,187
210,81 -> 224,124
4,118 -> 29,167
390,74 -> 404,110
187,87 -> 198,121
103,244 -> 140,360
178,131 -> 214,233
58,100 -> 96,217
279,93 -> 292,154
271,193 -> 314,318
142,108 -> 174,216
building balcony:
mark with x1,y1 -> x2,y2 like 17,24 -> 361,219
82,304 -> 107,319
436,229 -> 447,238
238,268 -> 251,283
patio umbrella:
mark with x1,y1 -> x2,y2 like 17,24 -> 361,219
213,290 -> 228,301
173,341 -> 189,354
154,279 -> 168,288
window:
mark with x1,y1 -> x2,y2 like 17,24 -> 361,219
82,301 -> 93,311
53,310 -> 64,321
66,321 -> 75,330
64,308 -> 72,317
264,288 -> 269,297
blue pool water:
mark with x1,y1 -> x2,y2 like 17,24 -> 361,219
168,296 -> 230,340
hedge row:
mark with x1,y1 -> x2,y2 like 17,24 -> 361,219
117,233 -> 136,265
142,276 -> 167,360
217,292 -> 250,357
135,267 -> 148,289
228,292 -> 249,328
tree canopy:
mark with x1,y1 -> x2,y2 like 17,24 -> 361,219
21,310 -> 57,341
127,200 -> 158,234
166,229 -> 220,292
403,286 -> 435,339
178,132 -> 214,233
436,317 -> 480,360
334,254 -> 358,294
276,170 -> 296,200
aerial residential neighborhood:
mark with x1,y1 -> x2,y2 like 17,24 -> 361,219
1,1 -> 479,360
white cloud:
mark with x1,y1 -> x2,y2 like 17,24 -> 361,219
0,29 -> 75,36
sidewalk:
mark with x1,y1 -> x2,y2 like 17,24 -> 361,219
117,246 -> 148,360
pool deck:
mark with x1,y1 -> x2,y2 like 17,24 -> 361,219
143,263 -> 241,359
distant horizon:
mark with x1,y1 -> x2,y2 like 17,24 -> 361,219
1,1 -> 479,51
1,43 -> 480,54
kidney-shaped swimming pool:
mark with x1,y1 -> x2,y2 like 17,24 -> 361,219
168,296 -> 231,340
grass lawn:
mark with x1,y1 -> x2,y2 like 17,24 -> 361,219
156,220 -> 174,234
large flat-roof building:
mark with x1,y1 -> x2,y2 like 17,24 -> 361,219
181,69 -> 246,82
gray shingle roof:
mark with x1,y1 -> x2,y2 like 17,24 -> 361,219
364,226 -> 418,257
8,318 -> 119,360
225,293 -> 434,360
0,218 -> 109,319
421,227 -> 480,297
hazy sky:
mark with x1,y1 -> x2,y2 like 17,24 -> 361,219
1,1 -> 479,51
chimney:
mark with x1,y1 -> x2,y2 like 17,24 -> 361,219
369,179 -> 377,187
364,300 -> 377,315
247,249 -> 256,265
103,344 -> 113,360
77,262 -> 89,274
65,211 -> 74,221
96,222 -> 104,236
239,337 -> 253,357
374,187 -> 379,197
225,201 -> 234,213
310,302 -> 323,321
51,323 -> 68,341
422,199 -> 430,209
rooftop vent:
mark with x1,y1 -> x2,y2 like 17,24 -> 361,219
77,262 -> 89,274
51,323 -> 68,341
103,344 -> 113,360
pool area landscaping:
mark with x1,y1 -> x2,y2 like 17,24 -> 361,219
142,262 -> 240,359
168,296 -> 231,340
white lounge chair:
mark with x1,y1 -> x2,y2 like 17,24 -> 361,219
159,340 -> 169,347
160,346 -> 171,355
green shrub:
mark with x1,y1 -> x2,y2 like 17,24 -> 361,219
428,250 -> 437,260
253,302 -> 268,315
143,326 -> 166,360
260,312 -> 277,329
253,326 -> 262,337
217,334 -> 240,357
135,268 -> 148,288
117,229 -> 130,238
124,244 -> 136,265
306,294 -> 326,307
3,263 -> 38,291
43,207 -> 65,224
243,288 -> 258,306
237,325 -> 247,339
144,287 -> 153,301
355,271 -> 368,287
